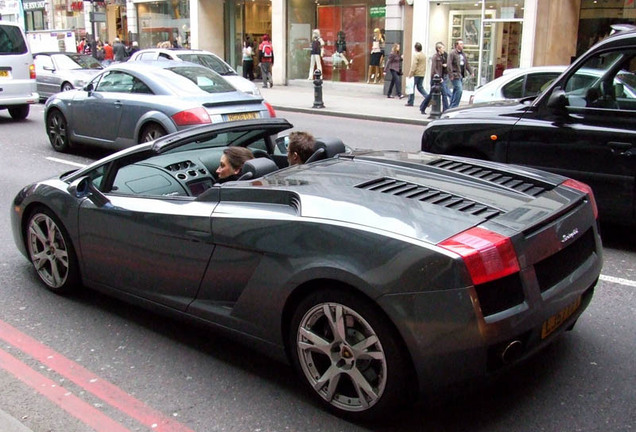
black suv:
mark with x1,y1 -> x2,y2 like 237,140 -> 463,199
422,27 -> 636,225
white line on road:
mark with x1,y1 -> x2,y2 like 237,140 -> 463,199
46,157 -> 87,168
599,274 -> 636,288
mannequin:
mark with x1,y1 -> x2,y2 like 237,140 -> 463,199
367,28 -> 384,83
308,29 -> 325,79
333,31 -> 350,69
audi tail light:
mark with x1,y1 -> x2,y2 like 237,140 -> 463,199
171,107 -> 211,126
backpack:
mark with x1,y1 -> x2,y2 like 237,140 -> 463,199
262,43 -> 273,58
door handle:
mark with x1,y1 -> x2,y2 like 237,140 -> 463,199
114,100 -> 122,108
608,141 -> 633,156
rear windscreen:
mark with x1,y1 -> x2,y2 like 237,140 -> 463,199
0,25 -> 28,55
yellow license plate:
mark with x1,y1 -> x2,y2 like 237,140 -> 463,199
541,296 -> 582,339
0,70 -> 9,78
227,112 -> 258,121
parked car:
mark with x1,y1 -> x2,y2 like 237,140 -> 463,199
12,118 -> 602,421
33,52 -> 103,101
0,22 -> 39,120
469,66 -> 568,104
44,60 -> 275,152
422,26 -> 636,225
128,48 -> 261,96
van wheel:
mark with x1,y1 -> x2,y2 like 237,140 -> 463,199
8,105 -> 30,120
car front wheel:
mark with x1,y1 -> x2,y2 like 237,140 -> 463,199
25,207 -> 80,294
47,109 -> 71,152
290,289 -> 413,421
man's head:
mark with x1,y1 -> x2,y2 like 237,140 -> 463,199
287,131 -> 316,166
455,39 -> 464,50
414,42 -> 422,52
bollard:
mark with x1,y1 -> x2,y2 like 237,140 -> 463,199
429,74 -> 442,119
312,69 -> 325,109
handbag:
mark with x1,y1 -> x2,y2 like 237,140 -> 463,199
405,76 -> 415,95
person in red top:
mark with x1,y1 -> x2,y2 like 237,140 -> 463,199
258,34 -> 274,88
103,41 -> 114,64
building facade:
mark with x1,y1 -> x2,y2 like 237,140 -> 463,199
2,0 -> 635,90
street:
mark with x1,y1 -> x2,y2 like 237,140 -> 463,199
0,105 -> 634,432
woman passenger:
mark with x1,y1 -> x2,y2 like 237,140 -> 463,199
216,147 -> 254,183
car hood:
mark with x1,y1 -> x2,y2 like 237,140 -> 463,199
68,69 -> 102,80
441,99 -> 531,120
245,151 -> 584,244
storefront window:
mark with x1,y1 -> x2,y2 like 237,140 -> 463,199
229,0 -> 272,79
287,0 -> 385,83
136,0 -> 190,49
429,0 -> 524,89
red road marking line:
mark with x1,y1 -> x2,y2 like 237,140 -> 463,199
0,348 -> 131,432
0,320 -> 195,432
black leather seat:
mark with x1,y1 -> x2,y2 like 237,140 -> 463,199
238,157 -> 279,180
304,138 -> 346,163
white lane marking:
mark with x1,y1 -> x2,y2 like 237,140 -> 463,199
46,157 -> 87,168
599,274 -> 636,288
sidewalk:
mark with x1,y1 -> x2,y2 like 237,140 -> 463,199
260,79 -> 439,125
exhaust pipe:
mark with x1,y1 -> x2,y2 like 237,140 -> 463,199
500,340 -> 523,364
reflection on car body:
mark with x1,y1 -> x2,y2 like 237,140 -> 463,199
12,118 -> 602,421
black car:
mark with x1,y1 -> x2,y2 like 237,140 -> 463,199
422,26 -> 636,225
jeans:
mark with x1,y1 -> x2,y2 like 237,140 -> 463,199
419,76 -> 451,112
387,69 -> 402,97
242,59 -> 254,80
260,61 -> 273,87
450,78 -> 463,108
407,76 -> 427,105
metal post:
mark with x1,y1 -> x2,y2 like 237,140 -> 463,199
429,74 -> 442,119
313,69 -> 325,109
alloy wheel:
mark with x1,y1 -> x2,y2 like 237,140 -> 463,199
27,212 -> 70,289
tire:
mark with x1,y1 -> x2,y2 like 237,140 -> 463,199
61,82 -> 74,92
8,104 -> 29,120
139,123 -> 166,143
25,207 -> 80,294
47,109 -> 71,152
289,289 -> 413,421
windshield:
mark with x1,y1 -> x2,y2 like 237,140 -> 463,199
176,53 -> 236,75
52,54 -> 103,70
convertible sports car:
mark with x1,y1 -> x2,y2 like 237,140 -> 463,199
12,118 -> 602,420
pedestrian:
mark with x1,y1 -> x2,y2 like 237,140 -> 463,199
242,36 -> 254,80
405,42 -> 427,107
95,40 -> 105,62
102,40 -> 113,65
448,38 -> 473,108
384,43 -> 403,99
127,40 -> 139,57
307,29 -> 324,79
77,37 -> 85,54
258,34 -> 274,88
113,37 -> 127,62
420,41 -> 451,114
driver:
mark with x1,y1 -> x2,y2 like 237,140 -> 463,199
216,147 -> 254,182
287,131 -> 316,166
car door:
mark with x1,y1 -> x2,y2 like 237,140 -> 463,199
33,54 -> 57,97
507,48 -> 636,224
77,163 -> 218,311
71,70 -> 129,144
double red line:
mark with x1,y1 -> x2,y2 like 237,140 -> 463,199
0,320 -> 195,432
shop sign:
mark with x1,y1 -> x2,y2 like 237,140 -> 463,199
369,6 -> 386,18
90,12 -> 107,22
23,0 -> 47,10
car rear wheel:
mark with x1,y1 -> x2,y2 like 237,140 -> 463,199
289,289 -> 413,421
25,207 -> 80,294
139,123 -> 166,143
47,109 -> 71,152
61,82 -> 74,92
8,104 -> 29,120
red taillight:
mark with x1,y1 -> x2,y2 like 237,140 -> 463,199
264,101 -> 276,118
439,227 -> 520,286
562,179 -> 598,219
171,107 -> 211,126
29,64 -> 36,79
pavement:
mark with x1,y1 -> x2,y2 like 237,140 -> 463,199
260,78 -> 443,125
0,78 -> 444,432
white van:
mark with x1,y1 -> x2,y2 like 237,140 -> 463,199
0,22 -> 39,120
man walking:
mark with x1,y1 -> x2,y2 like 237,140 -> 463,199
448,39 -> 473,108
113,38 -> 127,62
405,42 -> 427,107
258,35 -> 274,88
419,41 -> 451,114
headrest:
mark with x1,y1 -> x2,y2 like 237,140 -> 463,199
304,138 -> 346,163
238,157 -> 279,180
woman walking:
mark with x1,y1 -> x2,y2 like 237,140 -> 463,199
384,44 -> 403,99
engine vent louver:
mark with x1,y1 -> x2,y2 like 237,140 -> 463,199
356,177 -> 502,220
428,159 -> 547,197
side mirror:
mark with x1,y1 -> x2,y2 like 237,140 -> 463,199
546,88 -> 567,110
275,135 -> 289,153
67,176 -> 110,207
43,66 -> 55,71
84,82 -> 94,93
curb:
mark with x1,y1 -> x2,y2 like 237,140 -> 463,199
0,409 -> 33,432
272,105 -> 433,126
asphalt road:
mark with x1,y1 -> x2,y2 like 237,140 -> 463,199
0,106 -> 634,432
